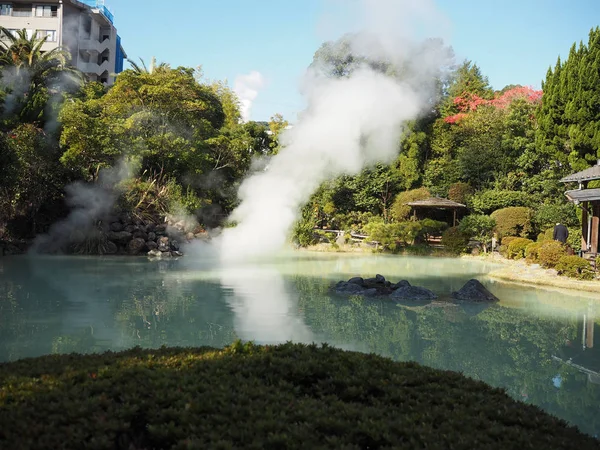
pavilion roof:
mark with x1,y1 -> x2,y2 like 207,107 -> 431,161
560,163 -> 600,183
565,188 -> 600,203
405,197 -> 466,208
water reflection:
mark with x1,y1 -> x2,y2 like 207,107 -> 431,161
1,253 -> 600,436
218,266 -> 314,343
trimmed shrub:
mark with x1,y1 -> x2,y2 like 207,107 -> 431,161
469,189 -> 529,214
525,241 -> 543,262
335,211 -> 376,233
458,214 -> 496,252
507,238 -> 533,260
390,187 -> 430,221
292,218 -> 318,247
419,218 -> 448,240
556,255 -> 595,280
364,220 -> 400,251
441,227 -> 470,255
397,221 -> 424,245
538,240 -> 567,268
0,342 -> 596,450
490,207 -> 533,239
365,220 -> 425,251
537,228 -> 553,242
567,227 -> 582,253
498,236 -> 519,257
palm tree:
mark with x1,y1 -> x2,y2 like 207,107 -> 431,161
0,27 -> 83,122
128,56 -> 170,75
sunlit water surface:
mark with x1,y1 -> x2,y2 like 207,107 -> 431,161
2,252 -> 600,436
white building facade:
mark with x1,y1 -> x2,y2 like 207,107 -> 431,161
0,0 -> 126,84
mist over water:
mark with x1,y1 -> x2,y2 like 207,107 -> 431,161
218,0 -> 451,262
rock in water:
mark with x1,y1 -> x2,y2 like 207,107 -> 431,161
452,279 -> 499,302
375,274 -> 386,283
391,280 -> 410,290
335,281 -> 368,295
390,285 -> 437,301
347,277 -> 364,286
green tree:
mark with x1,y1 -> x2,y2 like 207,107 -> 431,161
536,27 -> 600,173
440,60 -> 493,118
0,27 -> 82,124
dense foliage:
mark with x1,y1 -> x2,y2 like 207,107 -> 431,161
2,25 -> 600,266
0,341 -> 598,449
0,31 -> 282,241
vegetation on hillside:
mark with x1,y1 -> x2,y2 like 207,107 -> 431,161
1,25 -> 600,263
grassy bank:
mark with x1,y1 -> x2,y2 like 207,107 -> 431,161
0,342 -> 597,449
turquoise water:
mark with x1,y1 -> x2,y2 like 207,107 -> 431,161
1,252 -> 600,436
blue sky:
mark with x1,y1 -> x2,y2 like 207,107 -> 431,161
110,0 -> 599,122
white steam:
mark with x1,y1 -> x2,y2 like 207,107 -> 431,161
31,159 -> 134,253
219,0 -> 450,262
233,70 -> 265,122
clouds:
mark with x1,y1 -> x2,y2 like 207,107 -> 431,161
233,70 -> 265,122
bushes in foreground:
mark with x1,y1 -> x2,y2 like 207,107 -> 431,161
0,342 -> 597,450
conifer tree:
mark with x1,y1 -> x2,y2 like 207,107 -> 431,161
536,27 -> 600,173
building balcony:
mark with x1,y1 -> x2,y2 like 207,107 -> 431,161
78,37 -> 112,54
78,59 -> 112,76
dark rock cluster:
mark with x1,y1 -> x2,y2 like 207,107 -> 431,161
451,279 -> 499,302
334,275 -> 498,303
100,213 -> 208,258
334,275 -> 437,300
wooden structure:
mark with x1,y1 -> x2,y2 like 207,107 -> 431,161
405,197 -> 467,227
561,162 -> 600,260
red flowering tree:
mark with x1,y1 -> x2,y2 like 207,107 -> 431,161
444,86 -> 543,124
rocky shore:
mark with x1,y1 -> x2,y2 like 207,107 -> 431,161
102,213 -> 209,258
0,212 -> 210,258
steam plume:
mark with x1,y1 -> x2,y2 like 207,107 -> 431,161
219,0 -> 451,261
31,159 -> 134,253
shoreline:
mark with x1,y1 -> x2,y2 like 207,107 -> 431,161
469,253 -> 600,294
303,243 -> 600,294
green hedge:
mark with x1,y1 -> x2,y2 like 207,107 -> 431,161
507,237 -> 533,260
441,226 -> 470,254
539,240 -> 568,268
525,241 -> 543,262
0,342 -> 597,450
490,207 -> 533,239
556,256 -> 596,280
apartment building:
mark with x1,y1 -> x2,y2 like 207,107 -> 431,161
0,0 -> 126,85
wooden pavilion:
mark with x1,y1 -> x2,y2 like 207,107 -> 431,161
561,162 -> 600,260
405,197 -> 467,227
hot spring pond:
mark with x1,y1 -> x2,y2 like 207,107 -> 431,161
1,252 -> 600,437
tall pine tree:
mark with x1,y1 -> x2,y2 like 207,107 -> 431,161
536,27 -> 600,174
